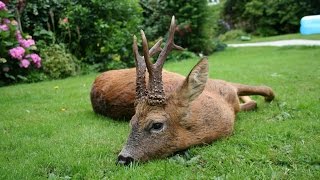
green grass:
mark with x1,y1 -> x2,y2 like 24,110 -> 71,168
1,46 -> 320,179
225,33 -> 320,44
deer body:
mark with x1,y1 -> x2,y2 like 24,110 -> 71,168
90,17 -> 275,165
91,68 -> 240,120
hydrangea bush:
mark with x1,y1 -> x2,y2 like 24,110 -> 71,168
0,0 -> 41,85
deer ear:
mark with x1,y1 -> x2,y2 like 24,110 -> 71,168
176,57 -> 208,103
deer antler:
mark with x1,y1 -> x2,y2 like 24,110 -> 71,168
144,16 -> 183,105
155,16 -> 184,69
134,16 -> 183,105
133,36 -> 163,101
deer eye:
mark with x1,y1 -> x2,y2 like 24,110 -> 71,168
151,122 -> 164,132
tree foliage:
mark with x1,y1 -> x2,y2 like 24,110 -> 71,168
62,0 -> 142,70
8,0 -> 143,71
140,0 -> 215,54
222,0 -> 320,36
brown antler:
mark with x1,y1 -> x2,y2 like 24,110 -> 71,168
143,16 -> 183,105
133,36 -> 163,101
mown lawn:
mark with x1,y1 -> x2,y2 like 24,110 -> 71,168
225,33 -> 320,44
1,46 -> 320,179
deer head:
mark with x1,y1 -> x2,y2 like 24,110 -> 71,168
117,16 -> 209,165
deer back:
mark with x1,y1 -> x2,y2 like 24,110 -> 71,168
91,68 -> 240,120
90,68 -> 185,119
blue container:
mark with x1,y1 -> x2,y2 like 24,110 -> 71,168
300,15 -> 320,35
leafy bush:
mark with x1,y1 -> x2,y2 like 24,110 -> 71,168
40,44 -> 79,79
0,1 -> 42,86
206,2 -> 229,37
61,0 -> 142,71
140,0 -> 216,54
211,39 -> 227,52
218,29 -> 247,41
167,50 -> 198,62
6,0 -> 143,71
222,0 -> 320,36
7,0 -> 68,41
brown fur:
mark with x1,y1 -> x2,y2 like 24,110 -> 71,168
90,16 -> 275,164
90,59 -> 275,162
90,68 -> 248,120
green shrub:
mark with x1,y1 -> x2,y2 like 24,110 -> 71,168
211,39 -> 227,52
222,0 -> 320,36
0,2 -> 42,86
167,50 -> 198,62
62,0 -> 142,71
218,29 -> 247,41
6,0 -> 68,43
7,0 -> 143,71
23,0 -> 66,31
140,0 -> 216,54
206,2 -> 227,37
25,70 -> 48,83
40,44 -> 79,79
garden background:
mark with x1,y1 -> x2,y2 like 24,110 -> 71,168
1,0 -> 319,86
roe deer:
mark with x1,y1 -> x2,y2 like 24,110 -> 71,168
90,16 -> 275,165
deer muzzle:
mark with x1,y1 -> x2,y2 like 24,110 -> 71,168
117,150 -> 134,166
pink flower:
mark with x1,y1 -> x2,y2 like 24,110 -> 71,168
0,1 -> 6,10
19,59 -> 30,68
16,30 -> 23,41
63,18 -> 68,23
35,61 -> 41,68
9,47 -> 25,60
20,39 -> 35,48
0,24 -> 8,31
26,53 -> 41,68
16,31 -> 36,48
3,18 -> 10,24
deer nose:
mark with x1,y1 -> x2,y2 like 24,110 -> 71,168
117,154 -> 134,165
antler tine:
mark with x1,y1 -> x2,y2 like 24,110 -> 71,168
140,30 -> 154,76
145,16 -> 184,105
155,16 -> 184,69
149,38 -> 163,57
134,16 -> 183,106
133,35 -> 163,101
133,35 -> 147,100
133,35 -> 144,67
140,30 -> 166,105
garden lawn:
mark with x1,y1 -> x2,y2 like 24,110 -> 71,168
1,46 -> 320,179
225,33 -> 320,44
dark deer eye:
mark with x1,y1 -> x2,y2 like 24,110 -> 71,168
151,122 -> 164,131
